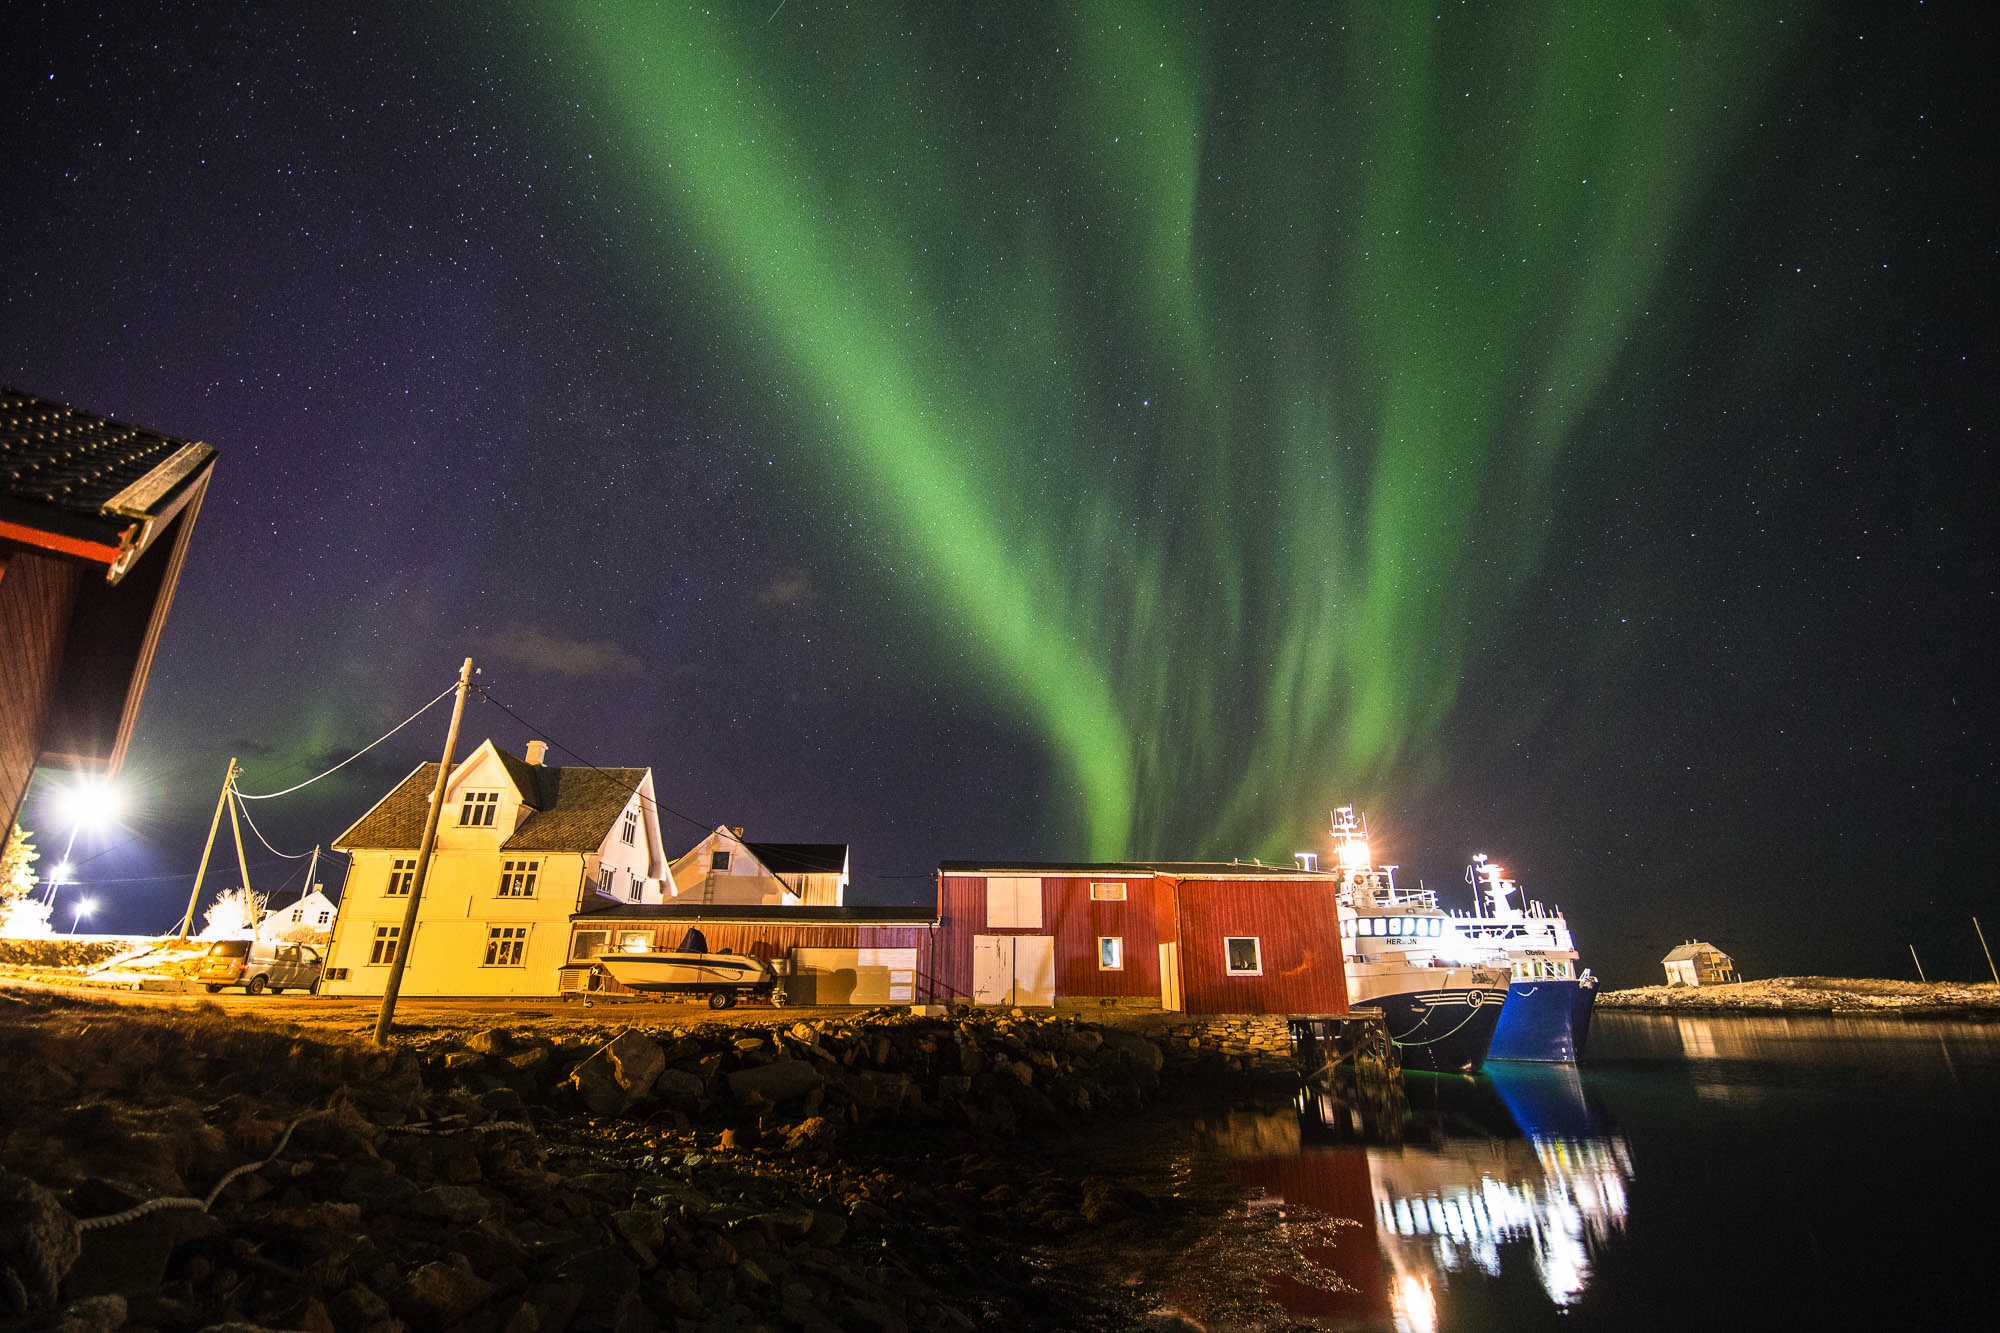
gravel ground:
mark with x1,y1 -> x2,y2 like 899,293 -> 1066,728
1599,975 -> 2000,1017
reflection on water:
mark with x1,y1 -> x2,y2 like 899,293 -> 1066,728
1196,1065 -> 1632,1329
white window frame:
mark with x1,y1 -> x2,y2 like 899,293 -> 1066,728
1224,936 -> 1263,977
368,925 -> 401,965
986,876 -> 1044,929
484,925 -> 530,966
598,864 -> 617,895
571,930 -> 609,961
385,858 -> 416,896
497,859 -> 539,898
1098,936 -> 1124,970
622,810 -> 638,846
1089,882 -> 1127,902
711,849 -> 732,871
458,790 -> 500,827
626,872 -> 642,902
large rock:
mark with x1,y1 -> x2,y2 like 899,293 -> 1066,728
1096,1028 -> 1164,1073
568,1030 -> 666,1112
725,1058 -> 823,1105
0,1167 -> 82,1316
393,1257 -> 494,1324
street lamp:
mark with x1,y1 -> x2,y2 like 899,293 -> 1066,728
40,776 -> 123,913
70,897 -> 97,936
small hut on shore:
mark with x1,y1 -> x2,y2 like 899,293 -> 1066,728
1662,940 -> 1740,987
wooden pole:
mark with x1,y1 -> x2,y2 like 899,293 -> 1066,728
373,658 -> 475,1045
178,758 -> 239,939
225,786 -> 258,931
1975,917 -> 1998,985
1910,944 -> 1927,983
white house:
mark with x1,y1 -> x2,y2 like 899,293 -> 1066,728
320,738 -> 671,997
256,887 -> 338,944
667,825 -> 849,907
1661,940 -> 1740,987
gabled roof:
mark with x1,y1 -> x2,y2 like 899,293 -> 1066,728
1,386 -> 216,581
746,842 -> 847,876
334,753 -> 647,853
1662,941 -> 1728,963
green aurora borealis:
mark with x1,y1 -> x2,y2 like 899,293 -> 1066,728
547,3 -> 1797,860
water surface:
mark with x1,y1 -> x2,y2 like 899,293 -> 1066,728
1203,1011 -> 2000,1330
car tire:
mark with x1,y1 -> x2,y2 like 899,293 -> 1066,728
205,984 -> 224,994
246,975 -> 269,995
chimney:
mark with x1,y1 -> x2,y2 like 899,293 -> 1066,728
525,740 -> 549,766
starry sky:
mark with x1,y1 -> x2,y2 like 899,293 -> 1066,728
4,2 -> 1993,986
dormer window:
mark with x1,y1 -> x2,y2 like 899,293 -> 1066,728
458,790 -> 499,827
622,810 -> 638,846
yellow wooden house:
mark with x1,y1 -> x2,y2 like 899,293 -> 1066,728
321,738 -> 671,996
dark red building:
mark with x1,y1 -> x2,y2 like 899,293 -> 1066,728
935,861 -> 1348,1015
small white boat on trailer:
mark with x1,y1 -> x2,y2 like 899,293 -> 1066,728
593,929 -> 784,1009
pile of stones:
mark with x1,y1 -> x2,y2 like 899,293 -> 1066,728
1,999 -> 1224,1332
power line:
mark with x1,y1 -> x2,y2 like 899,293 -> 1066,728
236,683 -> 457,800
232,796 -> 315,860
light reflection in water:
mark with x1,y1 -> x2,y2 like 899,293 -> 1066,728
1201,1064 -> 1632,1328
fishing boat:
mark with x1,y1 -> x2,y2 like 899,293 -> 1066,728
1331,808 -> 1508,1074
1458,854 -> 1597,1062
592,928 -> 784,1008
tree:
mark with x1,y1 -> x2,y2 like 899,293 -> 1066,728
200,886 -> 268,939
1,824 -> 37,902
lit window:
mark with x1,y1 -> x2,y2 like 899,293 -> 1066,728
622,810 -> 638,846
1098,937 -> 1123,970
571,930 -> 608,960
1224,937 -> 1262,976
617,930 -> 651,954
711,849 -> 732,871
458,790 -> 500,827
385,859 -> 417,896
368,925 -> 401,965
1089,882 -> 1127,902
484,925 -> 529,966
1428,918 -> 1441,937
497,860 -> 539,897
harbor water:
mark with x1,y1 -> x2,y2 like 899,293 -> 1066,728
1185,1011 -> 2000,1331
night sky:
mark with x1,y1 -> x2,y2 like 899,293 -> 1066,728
4,3 -> 1993,987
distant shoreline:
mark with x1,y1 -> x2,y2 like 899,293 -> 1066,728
1599,976 -> 2000,1019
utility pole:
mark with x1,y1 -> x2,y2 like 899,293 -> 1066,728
1976,917 -> 1998,985
374,657 -> 475,1045
178,759 -> 239,939
1910,944 -> 1927,983
225,778 -> 258,932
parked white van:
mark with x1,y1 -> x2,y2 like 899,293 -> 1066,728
197,940 -> 324,994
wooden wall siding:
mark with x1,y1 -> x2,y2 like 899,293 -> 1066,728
933,874 -> 990,1001
1046,876 -> 1162,998
1172,878 -> 1349,1016
0,549 -> 84,831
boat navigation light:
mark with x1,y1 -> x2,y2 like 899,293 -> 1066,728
1337,839 -> 1371,870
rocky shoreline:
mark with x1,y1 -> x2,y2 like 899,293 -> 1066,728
1599,975 -> 2000,1018
0,987 -> 1324,1332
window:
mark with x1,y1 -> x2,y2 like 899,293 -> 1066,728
616,930 -> 652,954
626,872 -> 641,902
458,790 -> 499,827
571,930 -> 608,961
1098,937 -> 1124,970
1224,937 -> 1263,976
598,864 -> 617,895
986,876 -> 1043,928
316,909 -> 331,925
484,926 -> 529,966
1089,882 -> 1127,901
497,859 -> 539,897
711,849 -> 732,871
368,925 -> 401,965
385,858 -> 417,896
622,810 -> 638,845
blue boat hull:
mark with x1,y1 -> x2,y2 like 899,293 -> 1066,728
1373,985 -> 1505,1073
1487,978 -> 1598,1062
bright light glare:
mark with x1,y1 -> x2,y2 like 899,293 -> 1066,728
1337,838 -> 1372,869
54,779 -> 123,831
74,898 -> 97,915
52,860 -> 74,881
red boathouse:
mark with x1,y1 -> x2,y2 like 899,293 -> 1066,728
934,861 -> 1349,1015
